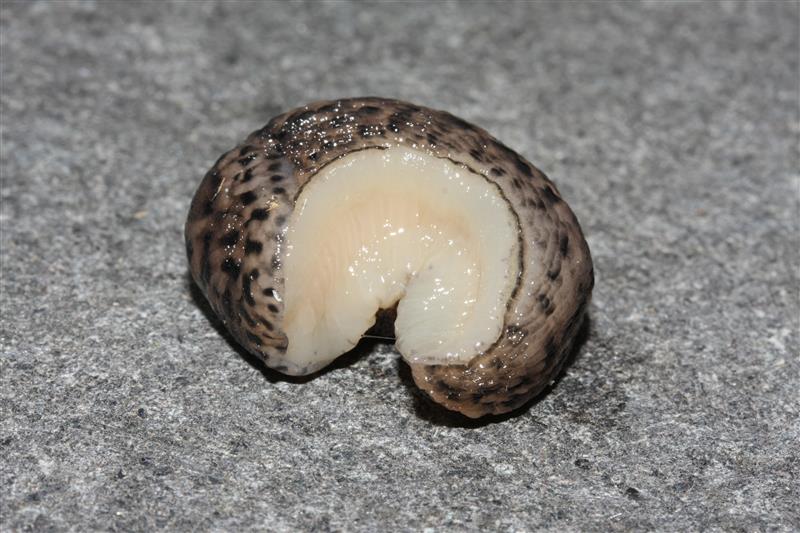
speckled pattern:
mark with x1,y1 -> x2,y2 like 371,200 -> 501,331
1,1 -> 798,531
186,97 -> 593,417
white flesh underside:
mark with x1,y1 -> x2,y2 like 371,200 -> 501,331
282,146 -> 519,373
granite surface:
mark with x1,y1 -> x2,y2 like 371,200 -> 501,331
1,1 -> 798,531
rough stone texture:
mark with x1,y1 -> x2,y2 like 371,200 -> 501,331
0,1 -> 797,531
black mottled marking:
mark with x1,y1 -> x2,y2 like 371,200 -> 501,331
202,199 -> 214,216
334,137 -> 355,151
426,133 -> 439,147
387,122 -> 400,133
268,162 -> 282,171
244,239 -> 263,255
541,185 -> 561,205
469,148 -> 483,161
512,178 -> 523,189
547,266 -> 561,280
240,191 -> 257,205
270,254 -> 281,271
288,109 -> 316,125
275,344 -> 287,353
538,294 -> 553,315
506,322 -> 526,345
514,155 -> 533,178
390,110 -> 413,125
506,324 -> 523,336
250,208 -> 269,221
221,257 -> 241,279
262,287 -> 277,298
275,215 -> 286,227
266,148 -> 284,159
272,187 -> 286,195
258,316 -> 275,331
559,234 -> 570,257
328,115 -> 347,128
239,145 -> 256,156
241,307 -> 256,327
490,167 -> 506,177
242,274 -> 255,306
358,125 -> 372,137
242,168 -> 254,183
360,105 -> 381,114
437,380 -> 457,393
492,357 -> 503,369
270,174 -> 284,183
486,145 -> 520,179
220,230 -> 240,247
206,170 -> 222,191
478,382 -> 503,394
267,303 -> 279,314
256,117 -> 280,138
437,380 -> 460,400
442,112 -> 473,131
246,331 -> 262,347
186,240 -> 194,261
526,197 -> 545,209
238,154 -> 256,166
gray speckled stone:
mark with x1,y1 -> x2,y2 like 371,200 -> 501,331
1,1 -> 797,531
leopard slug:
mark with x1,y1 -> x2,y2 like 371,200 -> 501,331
185,97 -> 593,418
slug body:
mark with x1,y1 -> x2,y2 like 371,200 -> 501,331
185,97 -> 593,418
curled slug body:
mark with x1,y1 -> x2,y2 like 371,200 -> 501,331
185,97 -> 593,418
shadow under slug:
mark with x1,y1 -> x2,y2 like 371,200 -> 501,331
398,314 -> 592,428
189,271 -> 591,424
188,272 -> 378,384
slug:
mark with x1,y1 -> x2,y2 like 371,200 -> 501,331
185,97 -> 593,418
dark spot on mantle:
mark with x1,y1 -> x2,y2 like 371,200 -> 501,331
541,185 -> 561,205
221,257 -> 241,279
244,239 -> 263,255
250,208 -> 269,221
220,230 -> 240,247
240,191 -> 257,206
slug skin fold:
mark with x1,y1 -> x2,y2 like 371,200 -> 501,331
185,97 -> 594,418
